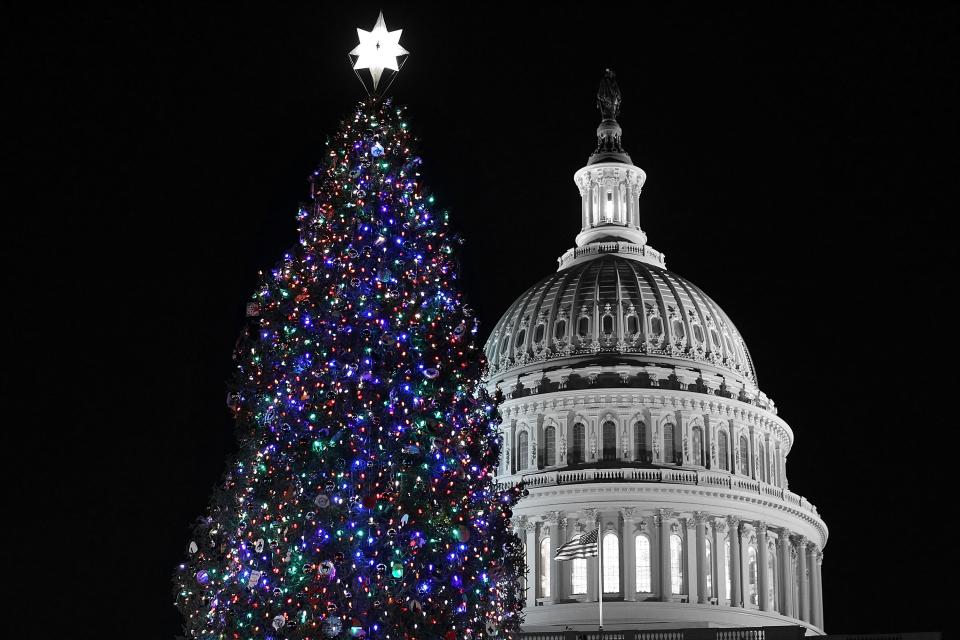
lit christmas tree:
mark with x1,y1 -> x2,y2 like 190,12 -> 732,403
173,14 -> 525,640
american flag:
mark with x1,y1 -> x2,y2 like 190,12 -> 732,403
554,528 -> 599,560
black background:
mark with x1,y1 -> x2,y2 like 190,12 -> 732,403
5,3 -> 955,637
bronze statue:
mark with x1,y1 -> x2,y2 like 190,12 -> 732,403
597,68 -> 621,121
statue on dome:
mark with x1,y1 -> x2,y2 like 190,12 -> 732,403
597,68 -> 622,121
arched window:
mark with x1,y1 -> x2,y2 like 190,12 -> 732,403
577,316 -> 589,338
724,536 -> 731,604
635,534 -> 652,592
571,423 -> 585,465
539,537 -> 551,598
572,558 -> 588,595
738,435 -> 750,475
650,316 -> 663,336
634,421 -> 648,462
758,445 -> 766,483
774,442 -> 782,486
603,532 -> 619,593
724,334 -> 734,354
663,423 -> 676,464
517,431 -> 529,471
499,332 -> 510,355
768,542 -> 778,611
602,314 -> 614,335
692,426 -> 703,466
515,329 -> 526,351
705,537 -> 714,598
670,534 -> 684,594
554,319 -> 566,341
602,420 -> 617,461
747,545 -> 758,606
672,319 -> 685,339
544,426 -> 556,467
627,314 -> 639,335
718,430 -> 730,471
710,329 -> 721,350
533,323 -> 545,344
693,324 -> 704,344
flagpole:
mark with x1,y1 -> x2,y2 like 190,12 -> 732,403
597,527 -> 603,632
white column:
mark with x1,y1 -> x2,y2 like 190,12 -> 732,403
545,512 -> 561,605
757,522 -> 770,612
523,519 -> 537,610
712,518 -> 727,605
622,508 -> 637,601
727,517 -> 742,607
813,550 -> 824,630
684,517 -> 697,602
657,509 -> 672,600
796,536 -> 809,622
777,530 -> 792,617
585,509 -> 599,602
695,512 -> 708,604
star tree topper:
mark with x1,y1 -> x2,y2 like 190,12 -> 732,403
349,12 -> 408,94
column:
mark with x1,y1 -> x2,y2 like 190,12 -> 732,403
657,508 -> 673,600
695,512 -> 708,604
523,518 -> 537,610
757,522 -> 770,612
777,530 -> 793,617
622,508 -> 637,601
624,178 -> 633,227
685,517 -> 697,602
712,518 -> 727,605
727,516 -> 742,607
585,509 -> 599,602
545,512 -> 561,605
813,550 -> 824,630
796,536 -> 809,622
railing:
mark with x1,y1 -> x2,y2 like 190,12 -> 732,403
498,467 -> 820,518
515,627 -> 808,640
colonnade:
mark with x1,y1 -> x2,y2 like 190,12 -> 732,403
515,509 -> 824,630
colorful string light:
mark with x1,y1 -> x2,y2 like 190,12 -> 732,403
173,98 -> 525,639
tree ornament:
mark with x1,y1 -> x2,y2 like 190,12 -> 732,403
315,494 -> 331,509
195,570 -> 209,585
486,621 -> 498,636
318,560 -> 336,579
423,367 -> 440,379
272,615 -> 286,630
247,569 -> 262,588
254,538 -> 265,553
187,540 -> 198,555
323,617 -> 343,637
371,142 -> 384,157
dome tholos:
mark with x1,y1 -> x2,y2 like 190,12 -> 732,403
483,70 -> 825,635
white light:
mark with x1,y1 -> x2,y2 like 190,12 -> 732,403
350,12 -> 408,90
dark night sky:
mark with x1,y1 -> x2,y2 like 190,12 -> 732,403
5,3 -> 956,638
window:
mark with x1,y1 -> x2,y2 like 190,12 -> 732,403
499,333 -> 510,354
724,335 -> 734,353
705,537 -> 713,598
517,431 -> 529,471
739,435 -> 750,475
710,329 -> 721,349
539,537 -> 551,598
672,319 -> 685,339
544,426 -> 556,467
768,542 -> 778,611
724,537 -> 731,603
604,191 -> 614,222
577,316 -> 589,338
554,319 -> 566,341
635,534 -> 652,592
758,445 -> 766,483
634,421 -> 648,461
602,314 -> 614,335
602,420 -> 617,461
533,323 -> 545,344
670,534 -> 684,594
718,430 -> 730,471
650,316 -> 663,336
571,423 -> 586,464
774,442 -> 782,486
663,423 -> 676,464
603,532 -> 619,593
627,314 -> 639,335
747,545 -> 758,606
692,426 -> 703,466
572,558 -> 588,595
515,329 -> 526,350
693,324 -> 704,343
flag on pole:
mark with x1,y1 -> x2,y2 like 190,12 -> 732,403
554,528 -> 599,560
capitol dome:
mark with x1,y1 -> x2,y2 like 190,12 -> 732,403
485,71 -> 826,635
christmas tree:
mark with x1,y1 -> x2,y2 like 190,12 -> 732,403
172,93 -> 525,639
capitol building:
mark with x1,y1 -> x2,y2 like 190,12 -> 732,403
485,72 -> 827,635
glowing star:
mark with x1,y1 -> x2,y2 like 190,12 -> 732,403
349,12 -> 408,90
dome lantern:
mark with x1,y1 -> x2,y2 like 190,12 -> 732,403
563,70 -> 664,270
